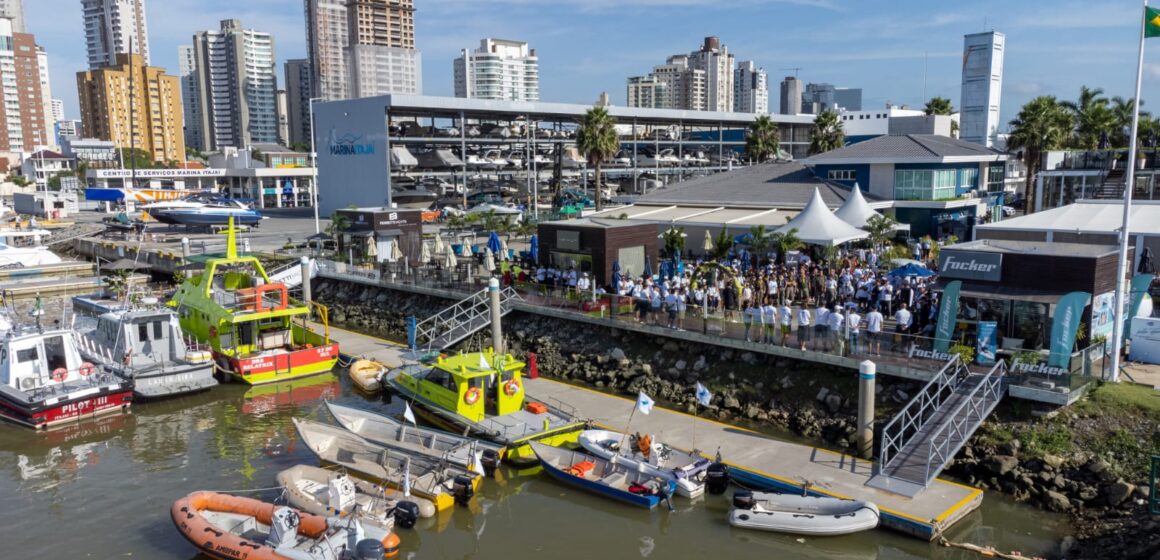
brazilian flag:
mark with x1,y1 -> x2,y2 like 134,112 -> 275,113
1147,6 -> 1160,38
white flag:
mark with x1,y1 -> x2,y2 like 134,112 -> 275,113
478,353 -> 490,370
402,457 -> 412,497
695,382 -> 713,407
471,450 -> 484,476
403,401 -> 417,425
636,391 -> 655,415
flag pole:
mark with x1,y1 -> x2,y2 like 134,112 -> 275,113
1111,0 -> 1149,382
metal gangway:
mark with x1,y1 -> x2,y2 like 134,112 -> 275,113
411,284 -> 522,352
868,356 -> 1008,497
266,258 -> 315,289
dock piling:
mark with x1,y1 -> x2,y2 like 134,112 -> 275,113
489,278 -> 503,355
300,257 -> 312,305
858,360 -> 876,460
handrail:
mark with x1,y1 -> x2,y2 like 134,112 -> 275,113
878,356 -> 966,470
920,360 -> 1008,485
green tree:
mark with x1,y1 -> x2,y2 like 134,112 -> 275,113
118,147 -> 158,170
711,227 -> 733,261
1061,86 -> 1112,149
9,174 -> 30,187
924,96 -> 953,116
770,228 -> 804,264
745,114 -> 780,163
325,211 -> 350,238
576,105 -> 618,212
660,225 -> 687,259
1110,96 -> 1146,147
1007,96 -> 1074,212
864,213 -> 898,247
809,110 -> 844,154
747,224 -> 772,264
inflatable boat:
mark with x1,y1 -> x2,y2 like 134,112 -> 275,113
728,490 -> 880,536
348,359 -> 386,394
277,464 -> 437,526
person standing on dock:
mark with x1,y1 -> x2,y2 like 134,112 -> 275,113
847,306 -> 863,355
865,306 -> 884,356
778,301 -> 792,347
815,303 -> 830,351
761,298 -> 776,344
796,304 -> 811,351
829,305 -> 845,356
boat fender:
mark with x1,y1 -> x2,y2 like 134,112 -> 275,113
452,475 -> 475,506
503,379 -> 519,396
480,449 -> 500,478
732,489 -> 755,510
706,462 -> 730,495
51,368 -> 67,383
393,501 -> 420,529
355,538 -> 385,560
464,387 -> 481,405
79,362 -> 96,377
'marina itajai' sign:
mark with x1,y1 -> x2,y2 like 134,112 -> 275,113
328,132 -> 375,156
938,250 -> 1003,282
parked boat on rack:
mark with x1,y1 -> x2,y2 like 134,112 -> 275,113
390,187 -> 438,210
577,429 -> 711,498
0,317 -> 133,429
728,490 -> 880,536
75,298 -> 217,399
0,229 -> 62,268
277,464 -> 436,526
326,402 -> 502,472
385,349 -> 587,466
530,442 -> 676,509
170,491 -> 401,559
293,418 -> 481,513
347,359 -> 386,394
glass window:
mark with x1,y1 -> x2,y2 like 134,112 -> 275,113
987,164 -> 1005,192
154,321 -> 164,339
44,336 -> 66,371
138,323 -> 149,342
17,347 -> 38,363
1011,301 -> 1050,350
827,169 -> 855,181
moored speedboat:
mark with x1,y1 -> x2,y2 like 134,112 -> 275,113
530,442 -> 676,509
728,490 -> 880,536
384,349 -> 587,466
348,359 -> 386,394
0,318 -> 132,429
277,464 -> 436,524
0,229 -> 63,268
389,187 -> 438,210
578,429 -> 711,498
326,402 -> 502,472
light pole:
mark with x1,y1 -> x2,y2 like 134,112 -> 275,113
308,97 -> 324,234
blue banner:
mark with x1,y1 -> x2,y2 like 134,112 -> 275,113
1048,291 -> 1091,369
976,321 -> 998,366
1127,274 -> 1156,341
934,280 -> 961,353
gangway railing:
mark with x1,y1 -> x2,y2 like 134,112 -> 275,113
877,356 -> 971,471
919,361 -> 1008,485
412,285 -> 522,352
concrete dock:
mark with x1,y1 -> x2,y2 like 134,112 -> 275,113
322,323 -> 983,541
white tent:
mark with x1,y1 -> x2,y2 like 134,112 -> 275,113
834,184 -> 910,232
775,188 -> 870,246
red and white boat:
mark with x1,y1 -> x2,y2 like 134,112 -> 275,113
0,322 -> 133,429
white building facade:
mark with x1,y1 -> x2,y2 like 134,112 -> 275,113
304,0 -> 349,100
347,45 -> 421,97
177,44 -> 203,151
960,31 -> 1005,148
81,0 -> 150,69
626,36 -> 734,112
733,60 -> 768,114
0,0 -> 23,32
189,19 -> 279,151
453,38 -> 539,102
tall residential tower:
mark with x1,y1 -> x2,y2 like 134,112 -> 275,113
0,0 -> 23,32
81,0 -> 150,69
734,60 -> 768,114
284,59 -> 312,147
304,0 -> 421,100
454,38 -> 539,101
960,31 -> 1005,148
0,17 -> 47,152
77,53 -> 185,163
626,36 -> 735,112
779,75 -> 802,114
188,19 -> 279,151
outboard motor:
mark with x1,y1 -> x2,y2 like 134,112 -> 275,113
355,538 -> 385,560
480,449 -> 500,478
394,501 -> 420,529
732,489 -> 755,509
452,475 -> 475,506
706,462 -> 730,495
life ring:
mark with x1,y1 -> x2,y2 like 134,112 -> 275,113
79,362 -> 96,377
503,379 -> 520,396
51,368 -> 67,383
464,387 -> 481,405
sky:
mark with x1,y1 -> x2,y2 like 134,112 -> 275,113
25,0 -> 1160,130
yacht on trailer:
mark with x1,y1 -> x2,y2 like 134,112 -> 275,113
0,229 -> 62,268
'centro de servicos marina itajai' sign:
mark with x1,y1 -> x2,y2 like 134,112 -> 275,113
938,250 -> 1003,283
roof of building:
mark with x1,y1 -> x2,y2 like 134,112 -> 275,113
251,143 -> 305,154
27,150 -> 67,160
803,134 -> 1007,165
637,162 -> 883,209
947,239 -> 1121,258
976,200 -> 1160,236
543,217 -> 652,229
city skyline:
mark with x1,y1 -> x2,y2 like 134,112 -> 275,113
23,0 -> 1160,130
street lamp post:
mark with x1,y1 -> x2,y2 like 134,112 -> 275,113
308,97 -> 324,234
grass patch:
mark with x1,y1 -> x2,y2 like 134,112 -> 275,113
1081,382 -> 1160,419
1020,425 -> 1073,458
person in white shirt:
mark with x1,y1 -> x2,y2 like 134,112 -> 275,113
664,290 -> 680,328
742,303 -> 757,341
847,308 -> 863,355
577,272 -> 590,293
814,304 -> 831,351
880,281 -> 894,315
796,305 -> 811,351
761,299 -> 777,344
828,305 -> 845,355
894,303 -> 913,351
865,308 -> 884,356
778,302 -> 793,347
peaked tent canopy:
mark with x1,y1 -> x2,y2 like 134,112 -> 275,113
833,184 -> 880,229
775,188 -> 870,246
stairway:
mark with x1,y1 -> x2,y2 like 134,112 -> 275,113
267,259 -> 315,288
1092,167 -> 1126,199
867,358 -> 1007,497
412,285 -> 522,352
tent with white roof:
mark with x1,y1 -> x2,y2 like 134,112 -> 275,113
834,184 -> 909,231
776,188 -> 870,246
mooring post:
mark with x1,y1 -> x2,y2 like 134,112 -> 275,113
300,256 -> 312,306
489,277 -> 503,356
858,360 -> 876,460
181,237 -> 190,259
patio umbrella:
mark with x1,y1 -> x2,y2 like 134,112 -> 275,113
391,240 -> 403,262
365,239 -> 377,258
487,231 -> 502,255
644,254 -> 653,279
459,242 -> 473,257
888,263 -> 934,278
702,230 -> 714,252
484,247 -> 496,272
499,237 -> 509,261
434,235 -> 446,256
611,260 -> 621,292
445,247 -> 458,269
529,234 -> 539,262
419,241 -> 431,264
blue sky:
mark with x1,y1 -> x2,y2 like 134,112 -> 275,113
27,0 -> 1160,130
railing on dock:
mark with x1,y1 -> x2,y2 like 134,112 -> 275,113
411,285 -> 522,353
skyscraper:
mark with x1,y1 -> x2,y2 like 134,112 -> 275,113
177,44 -> 203,151
346,0 -> 421,97
0,0 -> 23,33
626,36 -> 735,112
82,0 -> 151,69
77,53 -> 185,163
801,83 -> 862,113
284,59 -> 312,147
0,18 -> 47,152
304,0 -> 348,100
276,90 -> 290,146
734,60 -> 768,114
36,46 -> 53,129
189,19 -> 279,151
454,38 -> 539,101
960,31 -> 1005,148
688,37 -> 733,112
779,76 -> 802,115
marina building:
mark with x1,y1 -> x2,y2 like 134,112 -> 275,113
959,31 -> 1004,148
733,60 -> 768,114
77,53 -> 186,164
454,38 -> 539,102
81,0 -> 150,69
626,36 -> 735,112
284,59 -> 312,147
188,19 -> 279,151
0,18 -> 48,153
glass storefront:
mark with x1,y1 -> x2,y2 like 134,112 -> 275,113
951,296 -> 1050,351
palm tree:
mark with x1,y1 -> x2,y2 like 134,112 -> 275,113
660,225 -> 687,259
1007,96 -> 1075,212
576,105 -> 618,212
745,114 -> 780,163
711,227 -> 733,261
1110,96 -> 1148,147
864,214 -> 898,248
747,224 -> 772,265
924,97 -> 953,116
770,228 -> 804,264
809,110 -> 844,154
1061,86 -> 1112,149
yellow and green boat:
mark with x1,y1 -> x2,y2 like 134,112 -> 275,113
169,219 -> 338,385
386,348 -> 586,466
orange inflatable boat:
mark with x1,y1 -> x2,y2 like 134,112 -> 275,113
171,491 -> 401,559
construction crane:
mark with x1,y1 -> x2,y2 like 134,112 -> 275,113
778,67 -> 802,78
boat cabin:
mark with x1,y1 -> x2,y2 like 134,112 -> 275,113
90,310 -> 192,368
1,329 -> 88,391
414,349 -> 525,423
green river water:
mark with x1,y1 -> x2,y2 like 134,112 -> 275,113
0,371 -> 1070,559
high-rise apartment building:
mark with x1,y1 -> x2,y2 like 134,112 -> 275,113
51,99 -> 64,123
82,0 -> 150,69
626,75 -> 670,109
304,0 -> 421,100
176,44 -> 203,151
188,19 -> 279,151
276,90 -> 290,146
284,58 -> 312,147
77,53 -> 185,163
734,60 -> 768,114
0,0 -> 23,32
960,31 -> 1004,148
801,83 -> 862,113
779,76 -> 802,115
454,38 -> 539,101
626,36 -> 734,112
36,46 -> 54,127
0,18 -> 47,153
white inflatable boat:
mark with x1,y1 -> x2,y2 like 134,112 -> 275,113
728,490 -> 880,536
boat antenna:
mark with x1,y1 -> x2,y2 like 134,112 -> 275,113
225,216 -> 238,259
